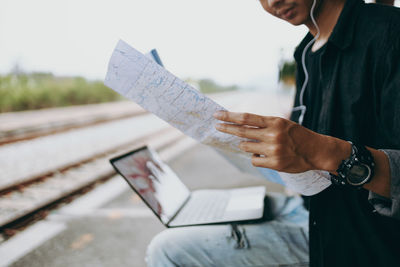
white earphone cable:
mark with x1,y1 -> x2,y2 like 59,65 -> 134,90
292,0 -> 320,125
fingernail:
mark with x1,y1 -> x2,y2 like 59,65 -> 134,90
213,111 -> 225,119
215,123 -> 223,130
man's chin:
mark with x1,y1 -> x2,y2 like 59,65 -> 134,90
286,19 -> 303,26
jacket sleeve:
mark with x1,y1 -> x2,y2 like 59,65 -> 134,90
368,150 -> 400,220
368,23 -> 400,220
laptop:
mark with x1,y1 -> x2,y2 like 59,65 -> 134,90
110,146 -> 266,227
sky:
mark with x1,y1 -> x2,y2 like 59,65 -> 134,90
2,0 -> 396,90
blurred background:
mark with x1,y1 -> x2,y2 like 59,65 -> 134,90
0,0 -> 398,266
0,0 -> 307,113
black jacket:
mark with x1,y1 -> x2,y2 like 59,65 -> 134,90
291,0 -> 400,266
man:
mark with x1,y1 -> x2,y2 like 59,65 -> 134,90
146,0 -> 400,266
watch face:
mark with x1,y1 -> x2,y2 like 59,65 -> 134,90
347,164 -> 371,185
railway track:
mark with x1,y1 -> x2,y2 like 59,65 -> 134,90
0,109 -> 186,242
0,127 -> 187,231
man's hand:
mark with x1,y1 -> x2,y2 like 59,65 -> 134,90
213,111 -> 350,173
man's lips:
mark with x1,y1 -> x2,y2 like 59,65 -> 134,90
277,6 -> 295,19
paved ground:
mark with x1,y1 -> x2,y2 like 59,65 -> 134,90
7,144 -> 284,267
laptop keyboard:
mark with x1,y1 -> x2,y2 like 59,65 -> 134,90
174,191 -> 230,224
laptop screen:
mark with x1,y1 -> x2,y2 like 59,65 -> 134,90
110,146 -> 190,224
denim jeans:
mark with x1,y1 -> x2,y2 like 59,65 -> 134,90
146,193 -> 309,267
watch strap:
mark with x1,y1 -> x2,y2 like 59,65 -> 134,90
330,142 -> 374,187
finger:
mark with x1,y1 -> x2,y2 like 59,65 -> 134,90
215,123 -> 261,139
251,154 -> 271,168
239,141 -> 268,155
214,111 -> 272,128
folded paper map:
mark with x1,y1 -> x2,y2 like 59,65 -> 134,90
104,40 -> 332,196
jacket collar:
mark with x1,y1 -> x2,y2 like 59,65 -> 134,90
294,0 -> 363,61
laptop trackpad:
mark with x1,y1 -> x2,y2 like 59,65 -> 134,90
222,187 -> 265,220
226,195 -> 263,212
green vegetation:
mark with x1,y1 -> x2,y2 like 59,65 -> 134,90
0,72 -> 122,113
0,71 -> 239,113
279,60 -> 296,85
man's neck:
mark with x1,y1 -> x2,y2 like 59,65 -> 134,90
306,0 -> 346,51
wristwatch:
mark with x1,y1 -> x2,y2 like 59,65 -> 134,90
330,142 -> 375,187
